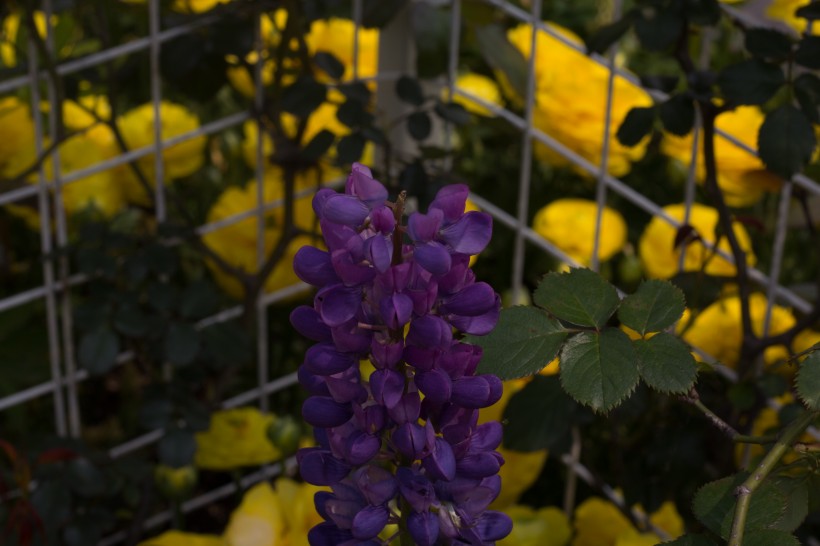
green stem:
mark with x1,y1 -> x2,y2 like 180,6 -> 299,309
727,410 -> 818,546
733,434 -> 778,445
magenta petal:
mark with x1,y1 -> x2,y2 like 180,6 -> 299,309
369,369 -> 404,408
408,511 -> 440,546
302,396 -> 353,428
407,209 -> 444,242
325,375 -> 367,404
448,295 -> 500,335
290,306 -> 332,342
450,376 -> 499,408
323,194 -> 370,226
440,282 -> 497,317
345,432 -> 381,465
313,188 -> 337,217
363,235 -> 392,273
406,315 -> 453,348
316,284 -> 361,327
331,321 -> 372,354
423,437 -> 456,481
293,246 -> 339,286
321,220 -> 359,252
413,241 -> 452,276
351,505 -> 389,540
330,250 -> 377,286
430,184 -> 469,223
456,452 -> 502,479
298,448 -> 351,485
379,293 -> 414,330
440,211 -> 492,254
347,164 -> 388,207
353,465 -> 398,506
471,421 -> 503,452
304,343 -> 356,376
370,205 -> 396,234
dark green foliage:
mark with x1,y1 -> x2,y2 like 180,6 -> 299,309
758,105 -> 817,179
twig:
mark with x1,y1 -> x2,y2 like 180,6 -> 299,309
680,388 -> 741,439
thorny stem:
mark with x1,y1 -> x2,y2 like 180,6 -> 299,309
563,425 -> 582,517
681,388 -> 740,439
728,410 -> 818,546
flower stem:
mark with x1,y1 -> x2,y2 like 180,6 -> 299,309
727,410 -> 818,546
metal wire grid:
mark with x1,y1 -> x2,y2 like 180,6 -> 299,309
0,0 -> 818,540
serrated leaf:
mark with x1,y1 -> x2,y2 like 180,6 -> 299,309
718,60 -> 785,105
313,51 -> 345,79
770,477 -> 809,533
692,474 -> 785,539
158,428 -> 197,468
534,268 -> 620,329
794,73 -> 820,124
758,105 -> 817,179
660,93 -> 696,136
634,333 -> 697,394
617,106 -> 656,147
796,36 -> 820,69
407,111 -> 432,141
473,306 -> 567,379
396,75 -> 425,106
475,24 -> 528,99
164,322 -> 200,366
660,535 -> 717,546
79,327 -> 120,375
744,28 -> 793,61
560,329 -> 638,412
336,133 -> 366,164
796,351 -> 820,409
743,530 -> 801,546
300,129 -> 336,161
281,77 -> 327,117
502,375 -> 578,451
619,279 -> 686,334
634,6 -> 684,51
586,15 -> 633,55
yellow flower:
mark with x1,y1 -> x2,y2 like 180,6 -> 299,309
766,0 -> 818,35
117,101 -> 206,202
1,11 -> 53,68
270,477 -> 327,546
533,199 -> 627,266
450,72 -> 503,117
154,464 -> 197,499
662,106 -> 781,207
638,203 -> 757,279
226,53 -> 278,99
202,169 -> 318,300
507,23 -> 653,177
195,407 -> 282,470
734,393 -> 814,465
138,531 -> 226,546
121,0 -> 232,14
680,293 -> 795,368
0,96 -> 38,176
500,505 -> 572,546
572,498 -> 683,546
306,18 -> 379,84
223,482 -> 286,546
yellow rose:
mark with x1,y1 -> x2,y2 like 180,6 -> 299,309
226,53 -> 277,99
638,203 -> 756,279
663,106 -> 781,207
138,531 -> 226,546
306,18 -> 379,84
680,293 -> 795,368
507,23 -> 653,177
154,464 -> 198,500
500,505 -> 572,546
195,407 -> 282,470
117,101 -> 206,202
0,96 -> 36,178
223,482 -> 287,546
572,497 -> 683,546
202,169 -> 318,299
120,0 -> 232,14
532,199 -> 627,266
450,72 -> 503,117
271,477 -> 327,546
766,0 -> 818,35
1,11 -> 52,68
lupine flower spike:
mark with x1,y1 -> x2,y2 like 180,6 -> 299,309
291,163 -> 510,545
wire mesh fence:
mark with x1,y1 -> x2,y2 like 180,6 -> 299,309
1,0 -> 819,542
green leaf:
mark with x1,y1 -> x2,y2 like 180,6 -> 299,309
770,477 -> 809,533
138,397 -> 173,430
660,535 -> 717,546
204,321 -> 252,368
616,106 -> 656,147
634,333 -> 697,394
180,280 -> 220,320
758,105 -> 817,179
114,306 -> 150,338
300,129 -> 336,161
146,282 -> 178,312
586,16 -> 633,55
281,77 -> 327,117
534,268 -> 620,329
336,133 -> 366,164
744,28 -> 793,61
794,73 -> 820,124
475,24 -> 528,98
692,474 -> 785,538
502,375 -> 578,451
718,60 -> 785,105
396,75 -> 425,106
164,322 -> 200,367
407,111 -> 432,141
145,244 -> 177,276
743,530 -> 801,546
313,52 -> 345,79
158,427 -> 197,468
79,327 -> 120,375
473,306 -> 567,379
683,0 -> 722,25
336,99 -> 374,128
434,101 -> 471,126
660,93 -> 696,136
362,0 -> 408,28
618,279 -> 686,335
559,329 -> 639,412
796,36 -> 820,69
338,82 -> 372,103
67,458 -> 106,498
412,2 -> 450,78
634,6 -> 684,51
796,2 -> 820,19
796,351 -> 820,409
